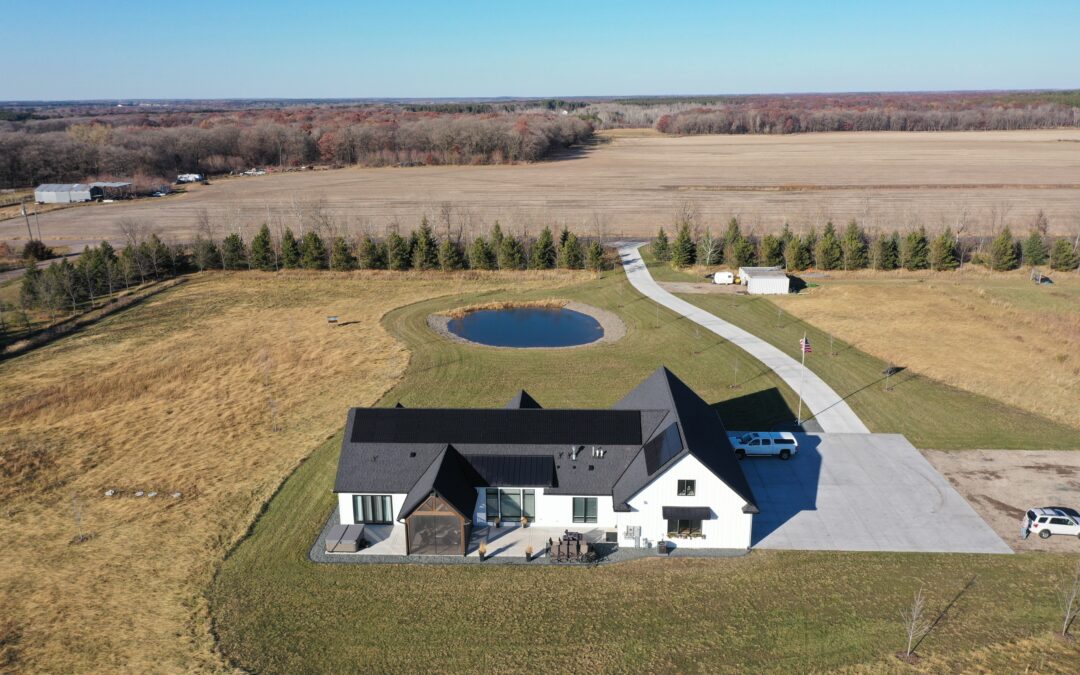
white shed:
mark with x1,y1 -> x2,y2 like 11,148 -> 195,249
738,266 -> 790,295
35,183 -> 92,204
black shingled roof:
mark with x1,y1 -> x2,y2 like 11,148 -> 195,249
350,408 -> 642,446
334,367 -> 757,518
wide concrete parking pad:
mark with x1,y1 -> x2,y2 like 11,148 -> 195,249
744,433 -> 1012,553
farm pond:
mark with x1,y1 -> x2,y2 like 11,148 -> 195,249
446,307 -> 605,348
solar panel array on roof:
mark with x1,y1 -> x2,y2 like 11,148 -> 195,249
643,423 -> 684,473
350,408 -> 641,445
465,454 -> 556,487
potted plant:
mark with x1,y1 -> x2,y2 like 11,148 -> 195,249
525,545 -> 534,562
520,516 -> 529,528
493,516 -> 501,529
478,541 -> 487,561
657,540 -> 670,556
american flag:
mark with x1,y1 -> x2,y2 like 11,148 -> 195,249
800,337 -> 812,353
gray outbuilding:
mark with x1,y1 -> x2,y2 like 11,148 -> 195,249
738,266 -> 791,295
35,183 -> 92,204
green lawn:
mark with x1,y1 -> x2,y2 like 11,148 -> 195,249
210,269 -> 1080,673
639,247 -> 1079,449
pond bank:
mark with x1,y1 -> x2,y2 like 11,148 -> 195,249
427,300 -> 626,349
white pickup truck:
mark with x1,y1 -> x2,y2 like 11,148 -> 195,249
728,432 -> 799,460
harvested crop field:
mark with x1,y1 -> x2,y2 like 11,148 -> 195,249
5,129 -> 1080,251
0,269 -> 578,672
770,271 -> 1080,431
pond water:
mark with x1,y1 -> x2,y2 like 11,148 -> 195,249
447,307 -> 604,348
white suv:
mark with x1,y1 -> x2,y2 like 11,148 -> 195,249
729,432 -> 799,460
1023,507 -> 1080,539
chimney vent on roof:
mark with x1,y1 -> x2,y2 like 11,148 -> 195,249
570,445 -> 582,461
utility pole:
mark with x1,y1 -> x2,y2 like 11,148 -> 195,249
21,203 -> 34,241
33,204 -> 42,240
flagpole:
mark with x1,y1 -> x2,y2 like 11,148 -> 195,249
796,331 -> 807,426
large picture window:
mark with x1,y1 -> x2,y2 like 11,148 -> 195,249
354,495 -> 393,524
572,497 -> 598,523
677,480 -> 696,496
485,488 -> 535,521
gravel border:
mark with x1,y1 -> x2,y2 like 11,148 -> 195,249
308,507 -> 748,566
426,300 -> 626,350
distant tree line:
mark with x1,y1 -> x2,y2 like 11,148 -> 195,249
653,211 -> 1080,274
0,113 -> 592,188
656,105 -> 1080,135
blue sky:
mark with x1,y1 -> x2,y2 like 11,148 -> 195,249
2,1 -> 1077,100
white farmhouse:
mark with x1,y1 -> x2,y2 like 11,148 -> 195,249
332,367 -> 757,556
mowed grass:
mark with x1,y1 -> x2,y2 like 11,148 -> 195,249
0,269 -> 574,672
210,269 -> 1080,672
643,250 -> 1080,449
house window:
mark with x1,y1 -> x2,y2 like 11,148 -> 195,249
354,495 -> 393,524
677,479 -> 696,496
572,497 -> 598,523
485,488 -> 536,521
667,518 -> 702,537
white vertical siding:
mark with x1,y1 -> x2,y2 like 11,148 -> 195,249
337,493 -> 408,525
618,454 -> 753,549
473,487 -> 616,529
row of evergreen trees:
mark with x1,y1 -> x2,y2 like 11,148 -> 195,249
17,221 -> 611,314
190,219 -> 608,273
652,219 -> 1080,272
19,235 -> 191,313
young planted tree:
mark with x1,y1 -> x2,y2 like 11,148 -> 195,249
498,234 -> 526,270
586,240 -> 605,272
558,232 -> 584,269
802,227 -> 818,267
530,227 -> 557,269
652,227 -> 671,262
221,233 -> 248,270
357,235 -> 386,269
1049,238 -> 1079,271
249,224 -> 277,271
901,227 -> 930,270
815,222 -> 842,270
386,231 -> 412,271
840,220 -> 868,270
929,228 -> 959,271
899,587 -> 934,660
330,236 -> 355,270
557,226 -> 571,249
19,262 -> 42,309
468,236 -> 496,270
759,234 -> 784,267
489,221 -> 505,258
438,237 -> 466,271
280,228 -> 301,268
671,223 -> 697,268
192,237 -> 221,271
412,218 -> 439,270
300,231 -> 326,269
989,227 -> 1018,271
784,234 -> 812,271
1058,562 -> 1080,638
698,229 -> 721,266
1021,230 -> 1048,266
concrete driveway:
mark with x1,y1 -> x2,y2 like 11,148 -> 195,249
744,433 -> 1012,554
618,244 -> 869,433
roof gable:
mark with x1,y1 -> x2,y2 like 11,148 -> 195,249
505,390 -> 542,409
397,445 -> 480,520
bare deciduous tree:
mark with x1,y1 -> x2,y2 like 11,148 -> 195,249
1059,562 -> 1080,637
899,587 -> 934,659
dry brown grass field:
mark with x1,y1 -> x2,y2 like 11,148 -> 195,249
0,270 -> 580,672
3,129 -> 1080,251
771,269 -> 1080,431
